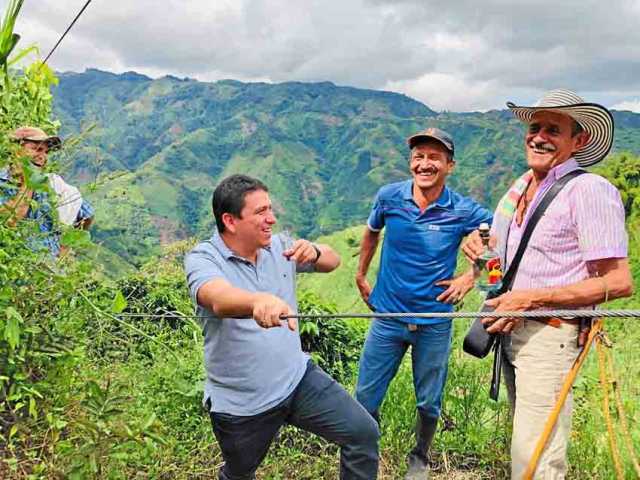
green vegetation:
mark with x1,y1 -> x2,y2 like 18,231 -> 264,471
1,6 -> 639,477
50,70 -> 640,270
4,218 -> 637,478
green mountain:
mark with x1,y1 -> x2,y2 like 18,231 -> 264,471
51,69 -> 640,267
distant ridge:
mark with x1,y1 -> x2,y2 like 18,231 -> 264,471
51,69 -> 640,265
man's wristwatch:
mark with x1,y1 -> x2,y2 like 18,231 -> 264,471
311,243 -> 322,263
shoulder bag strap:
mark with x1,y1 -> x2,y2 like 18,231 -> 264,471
500,169 -> 586,292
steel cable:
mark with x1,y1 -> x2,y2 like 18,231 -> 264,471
115,310 -> 640,321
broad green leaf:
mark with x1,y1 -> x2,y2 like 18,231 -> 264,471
86,381 -> 104,404
144,431 -> 169,446
60,229 -> 91,249
7,43 -> 35,66
23,169 -> 48,190
4,306 -> 22,349
89,453 -> 98,473
111,451 -> 131,460
111,290 -> 127,314
28,396 -> 36,418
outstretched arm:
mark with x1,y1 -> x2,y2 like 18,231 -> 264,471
196,278 -> 297,331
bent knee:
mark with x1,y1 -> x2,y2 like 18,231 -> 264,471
349,411 -> 380,445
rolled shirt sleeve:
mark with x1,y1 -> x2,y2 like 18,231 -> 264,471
367,190 -> 385,232
75,199 -> 94,224
463,202 -> 494,235
572,175 -> 628,261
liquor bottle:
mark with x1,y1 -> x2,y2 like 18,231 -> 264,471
475,223 -> 503,293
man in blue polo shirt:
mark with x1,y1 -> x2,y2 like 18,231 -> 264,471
354,128 -> 493,479
185,174 -> 379,480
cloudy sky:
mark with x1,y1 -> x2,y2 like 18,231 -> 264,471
14,0 -> 640,112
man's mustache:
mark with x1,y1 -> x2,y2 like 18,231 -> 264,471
415,166 -> 439,174
528,141 -> 556,152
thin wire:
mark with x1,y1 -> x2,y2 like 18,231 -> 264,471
116,310 -> 640,321
43,0 -> 93,66
287,310 -> 640,320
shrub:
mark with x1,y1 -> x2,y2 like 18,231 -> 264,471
298,289 -> 364,383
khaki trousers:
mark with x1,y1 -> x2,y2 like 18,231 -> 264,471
503,320 -> 580,480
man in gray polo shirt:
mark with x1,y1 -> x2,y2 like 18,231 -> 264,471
185,174 -> 379,480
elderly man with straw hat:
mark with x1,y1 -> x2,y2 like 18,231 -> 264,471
463,89 -> 634,478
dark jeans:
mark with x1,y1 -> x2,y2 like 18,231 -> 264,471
209,361 -> 379,480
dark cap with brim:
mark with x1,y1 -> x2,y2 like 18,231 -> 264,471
407,127 -> 454,156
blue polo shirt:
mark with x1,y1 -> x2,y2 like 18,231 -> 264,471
367,180 -> 493,324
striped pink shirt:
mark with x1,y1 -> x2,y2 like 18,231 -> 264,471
505,158 -> 628,293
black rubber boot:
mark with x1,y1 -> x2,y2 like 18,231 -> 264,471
370,410 -> 380,426
404,411 -> 438,479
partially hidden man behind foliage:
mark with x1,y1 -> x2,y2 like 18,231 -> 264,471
355,128 -> 493,479
184,174 -> 380,480
0,126 -> 94,257
463,89 -> 634,479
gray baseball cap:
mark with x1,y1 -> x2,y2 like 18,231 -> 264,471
407,127 -> 454,156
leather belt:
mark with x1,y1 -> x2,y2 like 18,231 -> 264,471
535,317 -> 581,328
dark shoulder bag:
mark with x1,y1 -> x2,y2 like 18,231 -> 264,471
462,170 -> 586,399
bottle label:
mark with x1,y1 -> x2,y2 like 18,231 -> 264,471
486,257 -> 502,285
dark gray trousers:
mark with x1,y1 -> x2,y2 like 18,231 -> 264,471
209,361 -> 380,480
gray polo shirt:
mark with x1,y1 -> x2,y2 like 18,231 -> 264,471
184,232 -> 311,416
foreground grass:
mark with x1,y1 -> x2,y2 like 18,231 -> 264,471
6,310 -> 637,479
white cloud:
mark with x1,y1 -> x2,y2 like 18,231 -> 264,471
611,99 -> 640,113
385,73 -> 500,112
11,0 -> 640,111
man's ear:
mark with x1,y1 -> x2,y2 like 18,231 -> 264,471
447,159 -> 456,174
221,213 -> 236,233
574,131 -> 591,152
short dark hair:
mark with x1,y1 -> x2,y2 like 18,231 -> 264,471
212,174 -> 269,233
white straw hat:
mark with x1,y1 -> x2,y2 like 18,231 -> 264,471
507,89 -> 614,167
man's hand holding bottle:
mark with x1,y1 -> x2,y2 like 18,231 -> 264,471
462,227 -> 498,264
